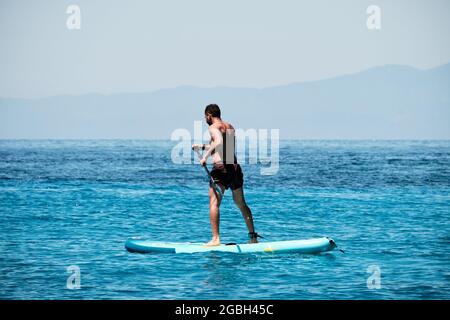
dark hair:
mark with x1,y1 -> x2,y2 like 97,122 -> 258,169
205,104 -> 221,118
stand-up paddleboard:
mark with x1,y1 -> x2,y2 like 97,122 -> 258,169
125,237 -> 337,254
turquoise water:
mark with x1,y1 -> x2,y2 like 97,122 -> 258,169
0,140 -> 449,299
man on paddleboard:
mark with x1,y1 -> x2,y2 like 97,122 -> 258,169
192,104 -> 260,246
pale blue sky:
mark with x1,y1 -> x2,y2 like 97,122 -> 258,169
1,0 -> 450,98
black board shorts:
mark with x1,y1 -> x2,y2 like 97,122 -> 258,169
210,163 -> 244,190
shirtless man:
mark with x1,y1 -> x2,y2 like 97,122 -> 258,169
192,104 -> 260,246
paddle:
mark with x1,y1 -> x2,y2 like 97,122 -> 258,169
193,147 -> 224,199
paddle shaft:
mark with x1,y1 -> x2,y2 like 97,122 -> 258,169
193,148 -> 223,198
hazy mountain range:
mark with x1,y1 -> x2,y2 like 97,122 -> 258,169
1,63 -> 449,139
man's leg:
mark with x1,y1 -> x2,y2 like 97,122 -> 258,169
206,184 -> 225,246
232,187 -> 258,243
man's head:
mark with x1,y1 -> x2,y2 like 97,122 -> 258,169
204,104 -> 221,125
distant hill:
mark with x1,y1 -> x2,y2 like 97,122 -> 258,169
1,63 -> 449,139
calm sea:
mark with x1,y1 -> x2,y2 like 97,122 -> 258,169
0,140 -> 449,299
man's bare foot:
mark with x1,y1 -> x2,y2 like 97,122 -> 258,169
205,238 -> 221,246
248,237 -> 258,244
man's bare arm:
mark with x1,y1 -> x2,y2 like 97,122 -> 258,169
202,127 -> 223,161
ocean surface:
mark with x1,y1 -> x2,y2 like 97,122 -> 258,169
0,140 -> 449,300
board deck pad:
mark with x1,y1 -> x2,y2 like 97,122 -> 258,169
125,237 -> 337,254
